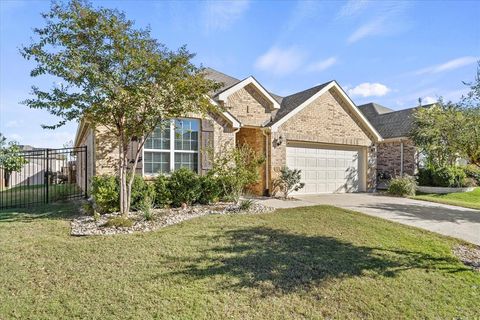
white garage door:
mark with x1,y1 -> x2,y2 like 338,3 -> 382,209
286,144 -> 360,194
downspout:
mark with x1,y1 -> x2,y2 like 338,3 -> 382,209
261,128 -> 270,196
400,140 -> 404,176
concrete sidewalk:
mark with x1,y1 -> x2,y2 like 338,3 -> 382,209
258,193 -> 480,245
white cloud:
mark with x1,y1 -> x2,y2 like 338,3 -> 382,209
414,56 -> 478,75
348,82 -> 391,97
307,57 -> 337,72
338,0 -> 370,17
203,0 -> 249,32
421,96 -> 438,104
5,120 -> 21,128
347,17 -> 386,43
255,47 -> 306,76
346,2 -> 410,44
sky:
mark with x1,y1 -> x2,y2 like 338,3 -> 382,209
1,0 -> 479,148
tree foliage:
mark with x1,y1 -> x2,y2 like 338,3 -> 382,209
411,63 -> 480,167
21,0 -> 219,215
0,133 -> 28,188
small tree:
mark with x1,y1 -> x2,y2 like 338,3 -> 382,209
274,166 -> 305,199
211,144 -> 264,203
0,134 -> 28,188
21,1 -> 219,216
411,63 -> 480,167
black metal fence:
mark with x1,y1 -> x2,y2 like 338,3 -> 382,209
0,146 -> 87,210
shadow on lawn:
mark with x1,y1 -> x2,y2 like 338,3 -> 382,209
170,227 -> 469,295
0,201 -> 80,223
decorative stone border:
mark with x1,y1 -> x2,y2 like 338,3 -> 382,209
71,202 -> 275,236
417,186 -> 475,194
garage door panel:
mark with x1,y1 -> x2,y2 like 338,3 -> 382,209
286,144 -> 360,194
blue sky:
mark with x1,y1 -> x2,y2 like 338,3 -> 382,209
1,0 -> 479,148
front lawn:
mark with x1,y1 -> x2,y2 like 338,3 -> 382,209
413,187 -> 480,210
0,202 -> 479,319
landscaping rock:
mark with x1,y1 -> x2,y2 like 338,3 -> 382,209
453,244 -> 480,271
71,202 -> 275,236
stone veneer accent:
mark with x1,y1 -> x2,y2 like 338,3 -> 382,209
270,88 -> 376,191
225,84 -> 272,127
376,139 -> 417,177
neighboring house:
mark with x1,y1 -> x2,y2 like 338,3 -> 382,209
74,68 -> 382,195
357,102 -> 435,179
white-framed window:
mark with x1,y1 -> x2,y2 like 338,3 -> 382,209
143,118 -> 200,175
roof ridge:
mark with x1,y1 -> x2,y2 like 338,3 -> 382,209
284,80 -> 334,98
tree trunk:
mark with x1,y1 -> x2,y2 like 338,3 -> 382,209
4,171 -> 10,188
119,136 -> 129,217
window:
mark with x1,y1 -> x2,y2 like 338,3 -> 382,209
143,119 -> 200,175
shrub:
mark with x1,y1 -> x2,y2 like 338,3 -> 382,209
169,168 -> 201,207
273,166 -> 305,199
431,166 -> 467,187
211,144 -> 264,203
129,174 -> 155,210
238,199 -> 255,211
138,196 -> 154,221
102,217 -> 133,228
387,175 -> 417,197
198,174 -> 221,205
463,164 -> 480,185
153,174 -> 171,208
417,167 -> 434,186
91,175 -> 119,213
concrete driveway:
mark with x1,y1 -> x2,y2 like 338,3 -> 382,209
260,193 -> 480,245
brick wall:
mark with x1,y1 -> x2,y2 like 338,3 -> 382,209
225,84 -> 272,126
236,127 -> 266,195
377,139 -> 417,177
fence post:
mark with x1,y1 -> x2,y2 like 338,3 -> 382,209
45,149 -> 49,204
84,146 -> 88,198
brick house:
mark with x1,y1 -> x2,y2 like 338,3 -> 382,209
357,102 -> 435,182
74,68 -> 403,196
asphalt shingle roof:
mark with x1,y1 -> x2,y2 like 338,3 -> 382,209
269,81 -> 333,126
203,67 -> 241,97
358,102 -> 434,139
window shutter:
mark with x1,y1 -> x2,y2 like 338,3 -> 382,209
201,119 -> 214,173
128,138 -> 143,175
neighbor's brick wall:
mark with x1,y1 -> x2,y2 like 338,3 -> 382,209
377,139 -> 417,177
225,84 -> 272,127
270,88 -> 376,190
236,127 -> 266,195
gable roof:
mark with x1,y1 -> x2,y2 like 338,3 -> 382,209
358,102 -> 435,139
269,81 -> 333,126
202,68 -> 382,141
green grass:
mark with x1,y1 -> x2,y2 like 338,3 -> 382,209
413,187 -> 480,210
0,183 -> 83,208
0,202 -> 479,319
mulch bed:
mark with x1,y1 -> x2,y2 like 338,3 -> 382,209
71,202 -> 275,236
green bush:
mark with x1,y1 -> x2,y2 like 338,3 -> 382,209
138,196 -> 154,221
417,165 -> 471,187
153,174 -> 171,208
129,174 -> 155,210
169,168 -> 201,207
238,199 -> 255,211
91,174 -> 155,213
417,167 -> 434,186
463,165 -> 480,185
91,175 -> 119,213
198,174 -> 221,205
211,144 -> 264,202
273,166 -> 305,199
431,166 -> 467,187
102,217 -> 133,228
387,175 -> 417,197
